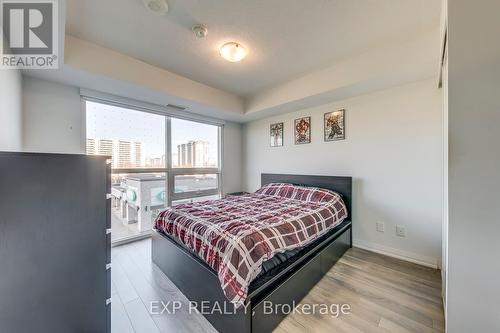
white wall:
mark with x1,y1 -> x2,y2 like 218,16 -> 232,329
23,76 -> 84,154
0,65 -> 23,151
446,0 -> 500,331
222,122 -> 243,194
243,79 -> 442,267
21,76 -> 243,192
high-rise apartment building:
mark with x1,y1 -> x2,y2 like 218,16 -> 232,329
98,139 -> 113,157
116,140 -> 131,168
134,142 -> 142,167
86,138 -> 96,155
177,140 -> 209,167
86,138 -> 146,168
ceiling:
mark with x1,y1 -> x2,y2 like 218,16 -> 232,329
66,0 -> 440,98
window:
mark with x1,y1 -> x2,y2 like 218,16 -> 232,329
85,98 -> 222,243
171,118 -> 219,168
86,101 -> 165,168
174,174 -> 218,193
168,118 -> 221,203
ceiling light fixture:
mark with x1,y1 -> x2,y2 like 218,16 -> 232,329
143,0 -> 169,15
219,42 -> 247,62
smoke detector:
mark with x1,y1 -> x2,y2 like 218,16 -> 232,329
143,0 -> 168,15
192,24 -> 208,38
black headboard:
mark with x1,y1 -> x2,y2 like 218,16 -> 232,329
261,173 -> 352,219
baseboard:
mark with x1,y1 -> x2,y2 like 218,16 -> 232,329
353,239 -> 439,269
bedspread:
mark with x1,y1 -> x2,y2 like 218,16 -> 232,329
154,183 -> 347,306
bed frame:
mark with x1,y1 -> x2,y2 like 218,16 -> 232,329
152,173 -> 352,333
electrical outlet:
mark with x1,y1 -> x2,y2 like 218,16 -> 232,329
396,225 -> 406,237
376,222 -> 385,232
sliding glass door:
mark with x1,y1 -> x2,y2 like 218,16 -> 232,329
85,99 -> 222,244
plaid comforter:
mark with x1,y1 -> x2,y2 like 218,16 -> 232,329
154,183 -> 348,306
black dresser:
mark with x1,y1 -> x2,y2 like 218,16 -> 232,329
0,152 -> 111,333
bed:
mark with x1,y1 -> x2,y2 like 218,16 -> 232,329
152,173 -> 352,333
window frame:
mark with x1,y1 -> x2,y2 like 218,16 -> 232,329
82,94 -> 224,207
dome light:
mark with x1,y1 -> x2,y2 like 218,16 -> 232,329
219,42 -> 247,62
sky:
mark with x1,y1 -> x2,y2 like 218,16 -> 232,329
86,101 -> 218,163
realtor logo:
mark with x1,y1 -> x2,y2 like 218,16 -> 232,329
1,0 -> 58,69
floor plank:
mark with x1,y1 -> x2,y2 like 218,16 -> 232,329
379,317 -> 413,333
116,243 -> 214,333
111,292 -> 135,333
124,298 -> 160,333
112,239 -> 444,333
111,251 -> 140,304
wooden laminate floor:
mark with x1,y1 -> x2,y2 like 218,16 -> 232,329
111,239 -> 444,333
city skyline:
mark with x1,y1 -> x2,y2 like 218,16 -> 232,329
86,100 -> 219,168
87,138 -> 144,168
87,137 -> 216,168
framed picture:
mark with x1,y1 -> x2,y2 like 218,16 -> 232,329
270,122 -> 284,147
294,117 -> 311,144
324,109 -> 345,141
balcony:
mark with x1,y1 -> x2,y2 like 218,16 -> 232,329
110,173 -> 219,244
